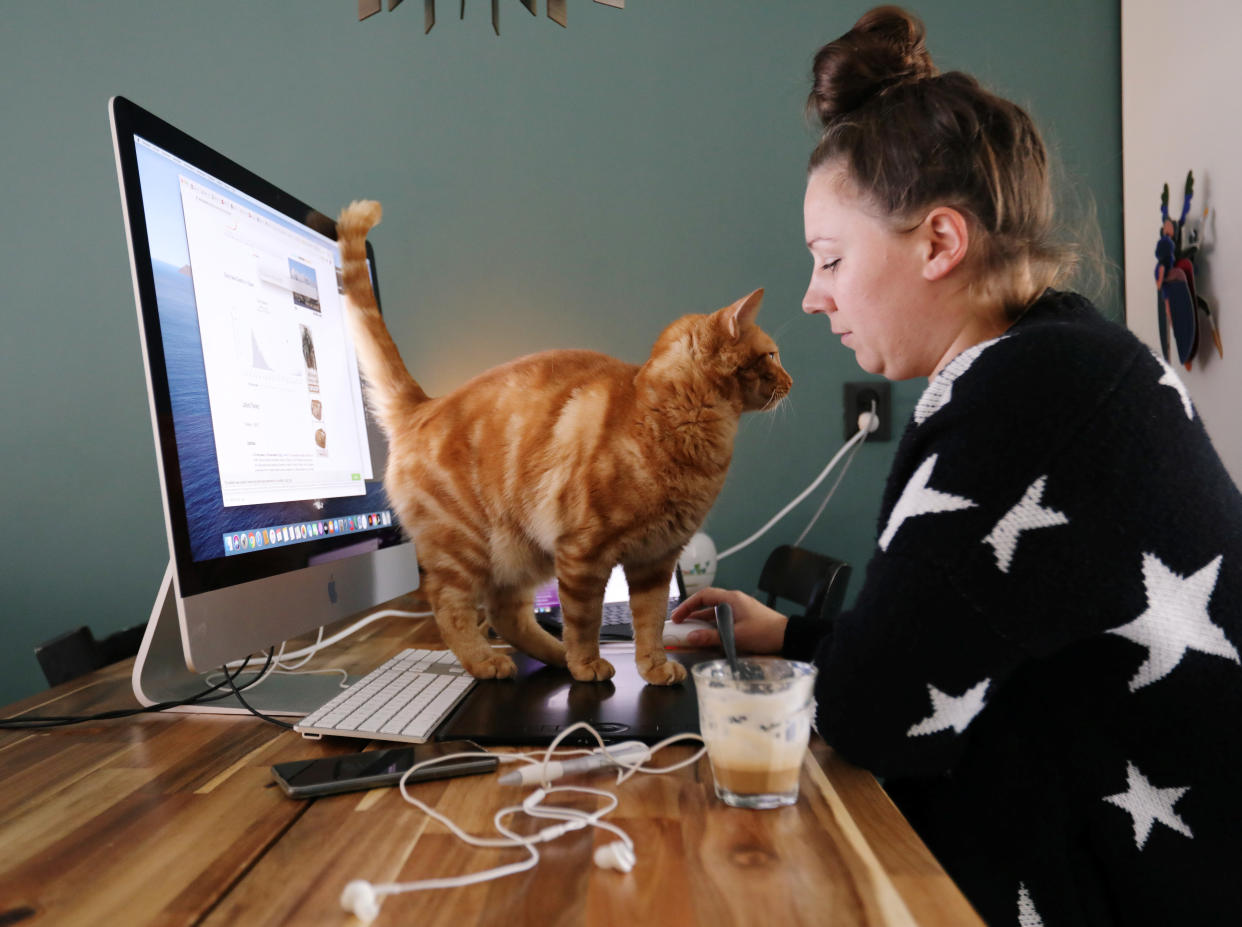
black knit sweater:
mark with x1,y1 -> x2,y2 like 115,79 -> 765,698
782,291 -> 1242,926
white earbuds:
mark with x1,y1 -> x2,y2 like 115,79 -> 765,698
340,879 -> 382,922
522,787 -> 547,811
338,725 -> 703,912
593,841 -> 636,872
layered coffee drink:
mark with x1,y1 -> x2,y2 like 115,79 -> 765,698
712,762 -> 802,796
693,658 -> 817,809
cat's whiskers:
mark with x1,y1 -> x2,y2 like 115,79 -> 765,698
771,316 -> 800,342
759,392 -> 793,433
760,386 -> 791,414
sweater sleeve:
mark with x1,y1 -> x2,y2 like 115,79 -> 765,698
781,612 -> 829,662
807,550 -> 1028,778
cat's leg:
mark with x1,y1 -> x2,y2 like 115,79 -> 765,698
423,572 -> 517,679
625,558 -> 687,686
484,584 -> 567,668
554,560 -> 615,682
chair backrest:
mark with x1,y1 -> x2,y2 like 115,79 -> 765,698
757,545 -> 852,624
35,623 -> 145,688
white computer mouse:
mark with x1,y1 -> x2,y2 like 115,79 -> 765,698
662,618 -> 716,648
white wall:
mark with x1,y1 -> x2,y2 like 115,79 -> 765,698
1123,0 -> 1242,484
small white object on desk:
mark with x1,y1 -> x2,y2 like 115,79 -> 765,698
662,617 -> 715,648
498,741 -> 651,786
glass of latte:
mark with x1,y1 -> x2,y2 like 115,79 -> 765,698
692,658 -> 817,809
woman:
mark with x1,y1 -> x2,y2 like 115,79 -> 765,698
671,7 -> 1242,925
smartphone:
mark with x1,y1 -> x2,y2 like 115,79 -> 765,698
271,740 -> 498,799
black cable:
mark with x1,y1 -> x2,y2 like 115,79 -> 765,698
0,650 -> 280,729
223,649 -> 295,730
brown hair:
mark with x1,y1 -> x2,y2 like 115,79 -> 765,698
807,5 -> 1075,315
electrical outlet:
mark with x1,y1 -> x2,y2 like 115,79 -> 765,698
843,381 -> 891,441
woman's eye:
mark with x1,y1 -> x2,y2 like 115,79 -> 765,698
822,259 -> 841,272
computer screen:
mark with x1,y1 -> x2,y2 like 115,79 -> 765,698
532,567 -> 681,616
110,96 -> 420,713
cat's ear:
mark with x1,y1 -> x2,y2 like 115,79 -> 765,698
721,288 -> 764,341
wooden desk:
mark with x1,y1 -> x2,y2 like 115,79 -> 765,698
0,605 -> 982,926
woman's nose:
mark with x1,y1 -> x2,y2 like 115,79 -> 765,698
802,283 -> 829,315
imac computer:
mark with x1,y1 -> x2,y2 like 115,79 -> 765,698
110,96 -> 421,715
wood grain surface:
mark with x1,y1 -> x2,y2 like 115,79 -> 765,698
0,598 -> 981,926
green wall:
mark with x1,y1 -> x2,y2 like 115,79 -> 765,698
0,1 -> 1120,706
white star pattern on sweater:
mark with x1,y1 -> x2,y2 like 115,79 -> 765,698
1017,883 -> 1045,927
906,679 -> 990,736
982,475 -> 1069,573
1153,351 -> 1195,420
914,336 -> 1007,424
1107,553 -> 1238,691
879,454 -> 977,551
1103,761 -> 1193,849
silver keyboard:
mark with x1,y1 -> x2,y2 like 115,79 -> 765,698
294,648 -> 476,744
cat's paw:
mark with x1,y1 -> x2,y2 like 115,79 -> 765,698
639,657 -> 687,686
466,653 -> 517,679
568,657 -> 616,682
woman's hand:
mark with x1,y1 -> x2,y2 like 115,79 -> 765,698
668,587 -> 788,654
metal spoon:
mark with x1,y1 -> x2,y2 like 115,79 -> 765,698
715,602 -> 741,678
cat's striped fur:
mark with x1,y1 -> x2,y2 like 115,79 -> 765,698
337,200 -> 791,684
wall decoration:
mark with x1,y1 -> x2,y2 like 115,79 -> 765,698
1155,171 -> 1220,370
356,0 -> 624,34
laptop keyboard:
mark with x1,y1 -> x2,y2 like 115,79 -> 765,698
601,601 -> 632,626
543,597 -> 678,628
294,648 -> 476,744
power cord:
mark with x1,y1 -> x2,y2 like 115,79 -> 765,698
266,608 -> 432,666
6,604 -> 435,732
221,648 -> 294,730
219,607 -> 434,690
794,400 -> 877,546
0,650 -> 275,729
716,403 -> 878,562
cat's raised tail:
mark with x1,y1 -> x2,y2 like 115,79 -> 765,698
337,199 -> 430,427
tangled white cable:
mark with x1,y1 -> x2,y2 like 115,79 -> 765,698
339,721 -> 706,922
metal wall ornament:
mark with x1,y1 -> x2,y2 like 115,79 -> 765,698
357,0 -> 624,34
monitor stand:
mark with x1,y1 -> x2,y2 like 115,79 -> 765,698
132,562 -> 356,717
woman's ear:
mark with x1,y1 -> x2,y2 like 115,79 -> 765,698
921,206 -> 970,281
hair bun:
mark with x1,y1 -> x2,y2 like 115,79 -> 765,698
808,5 -> 938,126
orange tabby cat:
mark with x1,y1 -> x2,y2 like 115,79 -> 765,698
337,200 -> 791,685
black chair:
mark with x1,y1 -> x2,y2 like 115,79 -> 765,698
757,545 -> 852,624
35,623 -> 146,688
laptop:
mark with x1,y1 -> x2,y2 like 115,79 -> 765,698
533,564 -> 686,642
435,646 -> 715,746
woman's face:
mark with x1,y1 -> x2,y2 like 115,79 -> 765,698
802,167 -> 946,380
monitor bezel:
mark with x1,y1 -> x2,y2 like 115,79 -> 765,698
110,95 -> 406,601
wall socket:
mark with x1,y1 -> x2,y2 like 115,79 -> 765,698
843,381 -> 891,441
